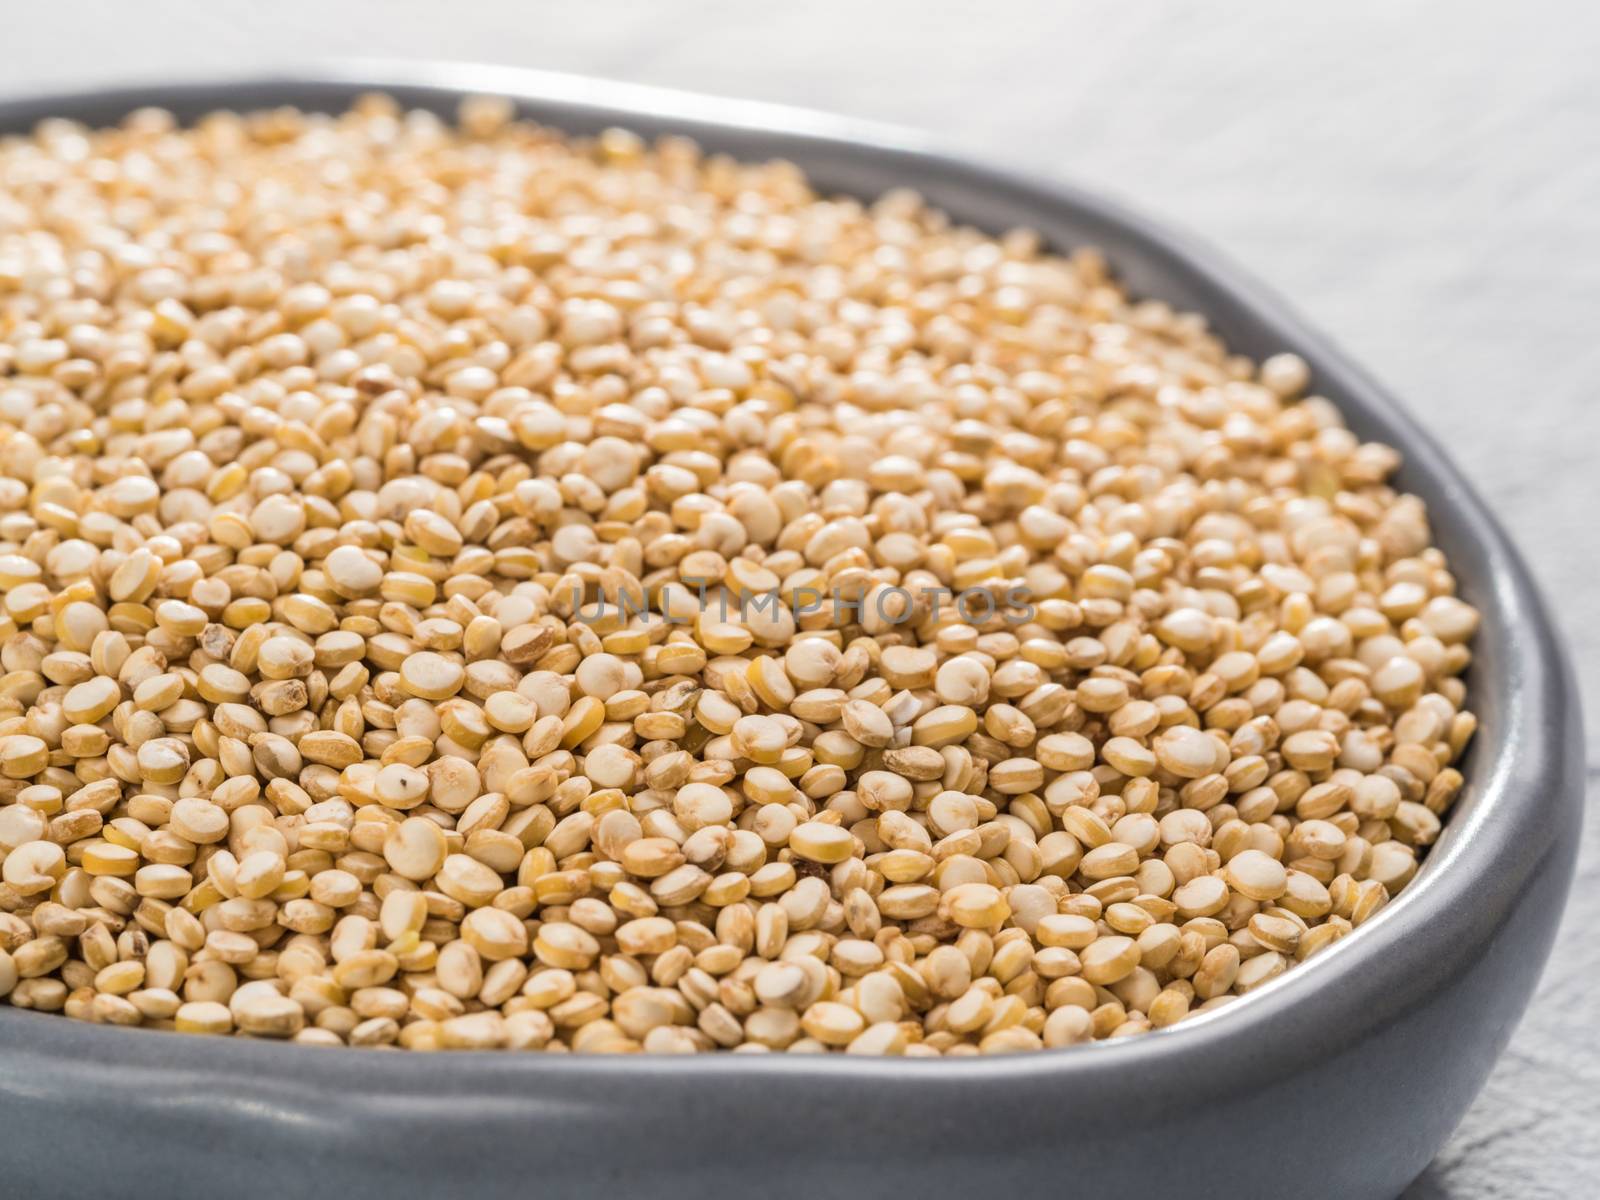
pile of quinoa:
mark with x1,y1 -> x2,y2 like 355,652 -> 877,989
0,96 -> 1478,1053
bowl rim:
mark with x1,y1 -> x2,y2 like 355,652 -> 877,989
0,61 -> 1583,1093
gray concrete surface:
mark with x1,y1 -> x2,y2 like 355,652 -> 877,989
5,3 -> 1596,1194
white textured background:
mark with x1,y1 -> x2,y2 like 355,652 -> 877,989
6,3 -> 1597,1195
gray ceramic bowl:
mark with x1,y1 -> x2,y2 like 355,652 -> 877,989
0,64 -> 1583,1200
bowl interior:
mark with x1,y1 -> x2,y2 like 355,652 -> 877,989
0,66 -> 1577,1072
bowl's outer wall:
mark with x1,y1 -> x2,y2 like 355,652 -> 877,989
0,69 -> 1584,1200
